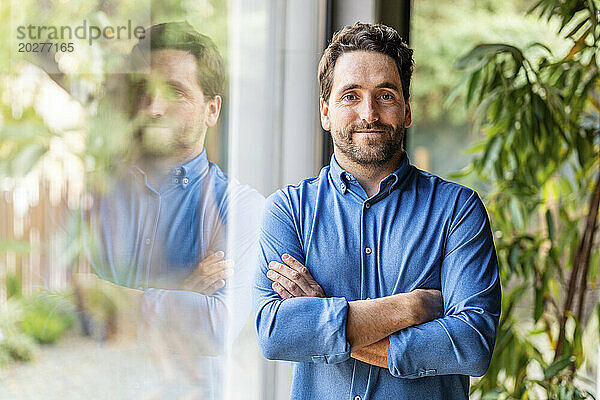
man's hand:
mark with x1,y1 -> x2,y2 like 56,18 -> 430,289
267,254 -> 325,299
182,251 -> 234,295
407,288 -> 444,325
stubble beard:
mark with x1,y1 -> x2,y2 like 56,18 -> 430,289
135,119 -> 203,160
332,120 -> 405,166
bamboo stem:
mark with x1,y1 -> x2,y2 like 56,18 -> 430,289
554,171 -> 600,361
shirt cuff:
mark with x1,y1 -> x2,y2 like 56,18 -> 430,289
387,328 -> 437,378
311,296 -> 351,363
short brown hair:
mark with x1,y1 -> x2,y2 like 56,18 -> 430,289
318,22 -> 413,102
132,22 -> 225,99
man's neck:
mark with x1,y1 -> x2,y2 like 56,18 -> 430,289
334,149 -> 404,198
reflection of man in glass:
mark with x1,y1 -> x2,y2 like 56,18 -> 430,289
254,22 -> 500,399
86,22 -> 264,398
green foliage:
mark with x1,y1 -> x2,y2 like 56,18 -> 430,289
20,292 -> 76,344
411,0 -> 571,178
456,0 -> 600,398
5,272 -> 22,299
0,299 -> 38,367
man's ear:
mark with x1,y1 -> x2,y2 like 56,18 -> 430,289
320,98 -> 331,131
404,99 -> 412,128
205,95 -> 222,128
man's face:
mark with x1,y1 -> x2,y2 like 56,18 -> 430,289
134,49 -> 221,158
320,50 -> 411,166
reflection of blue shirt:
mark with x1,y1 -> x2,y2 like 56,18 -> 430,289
85,149 -> 264,398
91,150 -> 245,289
254,153 -> 501,400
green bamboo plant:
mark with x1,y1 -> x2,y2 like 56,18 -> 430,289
454,0 -> 600,398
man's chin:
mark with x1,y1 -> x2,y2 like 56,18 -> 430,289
342,141 -> 404,166
138,126 -> 177,157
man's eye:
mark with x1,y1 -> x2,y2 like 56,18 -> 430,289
379,93 -> 394,100
342,93 -> 358,101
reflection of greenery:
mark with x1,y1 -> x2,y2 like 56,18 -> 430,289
5,272 -> 22,299
0,1 -> 229,352
0,240 -> 31,255
455,0 -> 599,398
0,299 -> 37,366
21,293 -> 76,344
0,288 -> 78,365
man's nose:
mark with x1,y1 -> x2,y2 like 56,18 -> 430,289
359,97 -> 379,124
147,93 -> 167,119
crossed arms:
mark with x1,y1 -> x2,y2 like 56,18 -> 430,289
253,190 -> 501,377
267,253 -> 442,368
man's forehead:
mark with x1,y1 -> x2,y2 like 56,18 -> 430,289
331,50 -> 401,92
147,49 -> 199,86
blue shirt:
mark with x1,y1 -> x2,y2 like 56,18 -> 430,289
85,150 -> 264,398
254,153 -> 501,400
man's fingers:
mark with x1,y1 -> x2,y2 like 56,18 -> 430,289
281,255 -> 325,297
271,282 -> 293,299
202,259 -> 234,275
203,279 -> 226,296
281,254 -> 309,275
185,259 -> 233,287
200,250 -> 225,266
193,268 -> 233,293
269,261 -> 315,296
281,253 -> 325,297
267,269 -> 306,297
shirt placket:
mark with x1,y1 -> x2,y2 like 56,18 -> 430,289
141,187 -> 161,287
349,197 -> 375,400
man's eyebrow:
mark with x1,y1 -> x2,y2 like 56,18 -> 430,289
338,82 -> 400,92
166,80 -> 190,93
339,84 -> 362,92
376,82 -> 399,91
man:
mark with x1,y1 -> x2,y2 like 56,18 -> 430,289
85,22 -> 264,398
254,22 -> 501,399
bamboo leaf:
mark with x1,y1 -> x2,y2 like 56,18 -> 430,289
526,42 -> 554,55
565,18 -> 590,39
566,25 -> 593,58
534,285 -> 544,322
546,209 -> 555,243
544,356 -> 574,379
509,197 -> 525,230
466,69 -> 482,107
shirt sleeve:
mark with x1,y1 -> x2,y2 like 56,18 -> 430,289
140,185 -> 266,355
387,191 -> 501,378
253,190 -> 351,364
140,288 -> 228,355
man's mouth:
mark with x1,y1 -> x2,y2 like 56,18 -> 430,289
354,130 -> 385,134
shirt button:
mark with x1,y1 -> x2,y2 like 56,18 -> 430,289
354,396 -> 361,400
182,177 -> 189,184
340,183 -> 346,191
365,202 -> 370,209
365,247 -> 372,254
145,238 -> 151,245
173,178 -> 179,183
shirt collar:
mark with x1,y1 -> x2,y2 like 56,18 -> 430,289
329,151 -> 412,196
169,149 -> 210,182
131,149 -> 210,190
